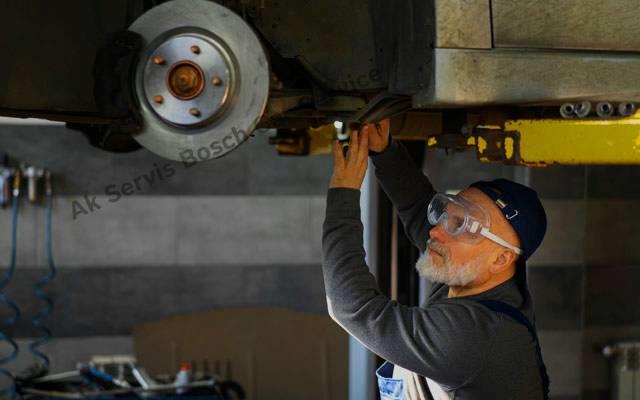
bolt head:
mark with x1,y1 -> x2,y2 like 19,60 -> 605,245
212,77 -> 222,86
190,108 -> 201,117
153,56 -> 165,65
153,95 -> 164,104
191,45 -> 201,55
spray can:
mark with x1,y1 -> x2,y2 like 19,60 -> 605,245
174,362 -> 191,395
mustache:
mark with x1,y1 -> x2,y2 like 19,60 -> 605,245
427,239 -> 448,257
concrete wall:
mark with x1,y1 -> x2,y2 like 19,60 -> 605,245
0,124 -> 332,376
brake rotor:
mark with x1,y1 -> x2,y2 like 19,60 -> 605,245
129,0 -> 269,161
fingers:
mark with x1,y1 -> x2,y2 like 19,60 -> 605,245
329,128 -> 369,190
332,139 -> 344,167
362,123 -> 375,138
359,125 -> 369,162
349,129 -> 360,160
370,119 -> 389,139
379,118 -> 390,134
335,124 -> 369,165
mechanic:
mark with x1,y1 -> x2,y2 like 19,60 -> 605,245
322,120 -> 550,399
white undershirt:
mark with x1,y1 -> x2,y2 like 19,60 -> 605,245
392,364 -> 451,400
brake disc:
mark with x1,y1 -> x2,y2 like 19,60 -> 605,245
129,0 -> 269,161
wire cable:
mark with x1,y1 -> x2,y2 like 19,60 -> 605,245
0,172 -> 22,399
28,171 -> 56,377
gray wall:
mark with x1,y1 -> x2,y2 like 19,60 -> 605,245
0,124 -> 332,375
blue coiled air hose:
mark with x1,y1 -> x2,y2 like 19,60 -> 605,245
0,173 -> 22,400
29,171 -> 56,376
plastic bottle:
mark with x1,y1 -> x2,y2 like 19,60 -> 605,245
174,362 -> 191,395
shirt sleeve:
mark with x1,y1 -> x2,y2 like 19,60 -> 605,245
370,140 -> 436,253
322,188 -> 498,389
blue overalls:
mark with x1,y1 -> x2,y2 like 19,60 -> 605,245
375,299 -> 550,400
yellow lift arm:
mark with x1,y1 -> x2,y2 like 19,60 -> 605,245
424,111 -> 640,167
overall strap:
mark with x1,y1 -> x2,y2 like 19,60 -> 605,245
476,299 -> 550,400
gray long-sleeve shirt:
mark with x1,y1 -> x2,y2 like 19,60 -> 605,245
322,140 -> 543,399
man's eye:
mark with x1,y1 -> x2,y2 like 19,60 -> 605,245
451,216 -> 464,228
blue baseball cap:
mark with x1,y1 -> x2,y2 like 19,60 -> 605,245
469,179 -> 547,289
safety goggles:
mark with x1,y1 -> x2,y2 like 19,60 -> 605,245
427,193 -> 522,255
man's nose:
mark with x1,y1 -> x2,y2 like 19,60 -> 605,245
429,223 -> 449,242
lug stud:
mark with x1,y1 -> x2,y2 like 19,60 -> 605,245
190,45 -> 201,55
153,56 -> 165,65
212,77 -> 222,86
190,108 -> 201,117
153,95 -> 164,104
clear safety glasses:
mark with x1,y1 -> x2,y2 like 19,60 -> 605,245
427,193 -> 522,255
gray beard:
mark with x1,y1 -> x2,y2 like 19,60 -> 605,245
415,240 -> 482,287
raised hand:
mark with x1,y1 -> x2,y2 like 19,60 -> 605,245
329,127 -> 369,190
366,119 -> 390,153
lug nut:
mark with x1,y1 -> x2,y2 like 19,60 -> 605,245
153,56 -> 165,65
191,45 -> 201,55
212,77 -> 222,86
190,108 -> 201,117
153,95 -> 164,104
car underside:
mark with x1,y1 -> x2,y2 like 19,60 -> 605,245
2,0 -> 640,165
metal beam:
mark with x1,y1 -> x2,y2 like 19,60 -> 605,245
414,48 -> 640,107
424,111 -> 640,166
502,113 -> 640,166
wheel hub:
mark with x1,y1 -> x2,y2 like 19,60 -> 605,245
130,0 -> 270,161
142,32 -> 234,127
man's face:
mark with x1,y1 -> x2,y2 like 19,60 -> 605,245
416,188 -> 520,287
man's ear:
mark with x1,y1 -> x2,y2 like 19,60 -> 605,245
489,250 -> 518,274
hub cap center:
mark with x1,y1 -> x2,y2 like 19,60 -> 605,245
167,61 -> 205,100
